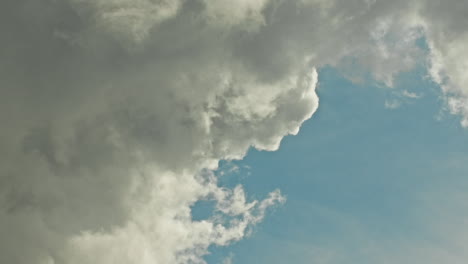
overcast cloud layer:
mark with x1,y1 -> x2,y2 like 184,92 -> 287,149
1,0 -> 468,263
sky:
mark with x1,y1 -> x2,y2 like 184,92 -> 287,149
1,1 -> 468,264
204,66 -> 468,263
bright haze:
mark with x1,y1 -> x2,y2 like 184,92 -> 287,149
1,0 -> 468,263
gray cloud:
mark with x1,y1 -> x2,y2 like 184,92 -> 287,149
0,0 -> 467,263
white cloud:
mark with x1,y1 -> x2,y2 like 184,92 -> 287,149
417,1 -> 468,125
385,100 -> 401,110
401,90 -> 421,99
1,0 -> 468,263
69,0 -> 183,45
0,1 -> 314,263
221,253 -> 234,264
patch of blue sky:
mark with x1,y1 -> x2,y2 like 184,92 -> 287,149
201,65 -> 468,263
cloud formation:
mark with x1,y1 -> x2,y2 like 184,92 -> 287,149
0,0 -> 467,263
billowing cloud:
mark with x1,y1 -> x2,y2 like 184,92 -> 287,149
0,0 -> 467,263
418,1 -> 468,126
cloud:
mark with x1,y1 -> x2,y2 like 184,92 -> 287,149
0,1 -> 314,263
68,0 -> 182,45
0,0 -> 467,263
401,90 -> 421,99
385,100 -> 401,109
418,1 -> 468,126
384,90 -> 422,109
221,253 -> 234,264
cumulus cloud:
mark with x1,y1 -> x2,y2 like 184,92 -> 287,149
418,1 -> 468,126
0,0 -> 467,263
69,0 -> 183,44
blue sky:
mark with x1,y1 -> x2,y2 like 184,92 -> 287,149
204,66 -> 468,264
